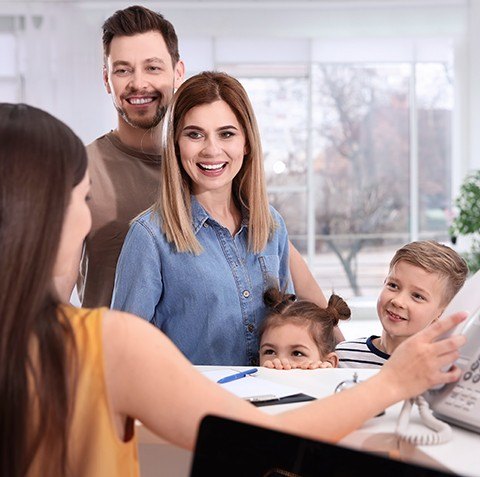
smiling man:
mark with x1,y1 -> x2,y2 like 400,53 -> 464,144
78,6 -> 184,307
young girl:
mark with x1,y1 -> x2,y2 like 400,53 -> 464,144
259,289 -> 351,369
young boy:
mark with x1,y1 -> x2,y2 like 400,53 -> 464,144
335,240 -> 468,368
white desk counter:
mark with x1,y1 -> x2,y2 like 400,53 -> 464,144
138,366 -> 480,477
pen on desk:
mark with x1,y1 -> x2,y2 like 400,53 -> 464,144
245,394 -> 279,403
217,368 -> 258,384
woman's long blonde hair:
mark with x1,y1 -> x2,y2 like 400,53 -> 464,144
154,71 -> 275,254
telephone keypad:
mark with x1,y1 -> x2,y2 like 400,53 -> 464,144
442,366 -> 480,413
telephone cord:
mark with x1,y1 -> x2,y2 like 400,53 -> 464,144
395,396 -> 452,445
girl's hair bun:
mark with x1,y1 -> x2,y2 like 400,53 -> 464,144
264,287 -> 296,313
326,294 -> 351,326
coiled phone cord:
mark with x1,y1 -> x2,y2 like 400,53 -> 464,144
395,396 -> 452,445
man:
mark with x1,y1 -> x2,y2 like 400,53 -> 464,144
79,6 -> 342,343
78,6 -> 184,307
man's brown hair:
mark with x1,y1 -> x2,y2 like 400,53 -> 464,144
102,5 -> 180,65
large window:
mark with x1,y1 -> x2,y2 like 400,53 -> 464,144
240,76 -> 309,246
235,56 -> 454,299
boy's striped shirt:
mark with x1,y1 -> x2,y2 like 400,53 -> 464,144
335,336 -> 389,368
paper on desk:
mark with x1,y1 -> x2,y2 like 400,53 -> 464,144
201,369 -> 305,399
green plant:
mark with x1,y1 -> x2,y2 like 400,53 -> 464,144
449,170 -> 480,273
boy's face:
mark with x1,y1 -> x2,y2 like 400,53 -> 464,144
259,322 -> 324,366
377,260 -> 446,341
103,31 -> 184,130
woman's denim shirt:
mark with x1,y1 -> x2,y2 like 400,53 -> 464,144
111,197 -> 291,366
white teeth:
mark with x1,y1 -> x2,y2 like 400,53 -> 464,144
389,311 -> 405,320
129,97 -> 153,105
199,163 -> 225,170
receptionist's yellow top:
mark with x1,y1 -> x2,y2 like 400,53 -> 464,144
28,306 -> 139,477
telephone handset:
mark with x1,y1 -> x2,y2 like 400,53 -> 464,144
424,269 -> 480,434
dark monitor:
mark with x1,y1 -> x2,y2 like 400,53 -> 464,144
190,415 -> 455,477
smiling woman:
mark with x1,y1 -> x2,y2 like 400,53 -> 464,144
111,71 -> 291,366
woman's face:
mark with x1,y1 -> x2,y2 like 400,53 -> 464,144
53,171 -> 91,286
177,100 -> 246,197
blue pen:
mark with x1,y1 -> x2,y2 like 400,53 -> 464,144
217,368 -> 258,384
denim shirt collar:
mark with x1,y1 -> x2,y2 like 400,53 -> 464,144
190,195 -> 249,235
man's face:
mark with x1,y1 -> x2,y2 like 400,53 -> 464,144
104,31 -> 184,129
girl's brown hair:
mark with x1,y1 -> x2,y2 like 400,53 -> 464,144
260,288 -> 351,358
0,103 -> 87,476
154,71 -> 275,254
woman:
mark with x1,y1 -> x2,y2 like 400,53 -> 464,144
0,102 -> 467,477
112,72 -> 293,365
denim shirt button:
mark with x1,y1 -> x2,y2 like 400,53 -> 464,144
247,323 -> 254,333
203,222 -> 209,228
242,290 -> 250,298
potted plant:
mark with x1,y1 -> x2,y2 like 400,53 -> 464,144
449,170 -> 480,273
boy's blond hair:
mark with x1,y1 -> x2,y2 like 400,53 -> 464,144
389,240 -> 468,305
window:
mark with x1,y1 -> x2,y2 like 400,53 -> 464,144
229,45 -> 454,298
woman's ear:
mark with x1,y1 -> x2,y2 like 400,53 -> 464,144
174,60 -> 185,89
243,139 -> 250,156
324,352 -> 339,368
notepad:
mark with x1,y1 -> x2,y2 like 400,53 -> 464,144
201,369 -> 316,406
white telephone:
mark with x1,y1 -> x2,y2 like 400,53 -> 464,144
424,268 -> 480,434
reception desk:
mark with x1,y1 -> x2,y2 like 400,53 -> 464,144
138,366 -> 479,477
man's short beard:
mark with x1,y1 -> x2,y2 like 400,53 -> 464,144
118,104 -> 168,130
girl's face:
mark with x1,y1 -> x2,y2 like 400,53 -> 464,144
177,99 -> 246,197
259,322 -> 328,367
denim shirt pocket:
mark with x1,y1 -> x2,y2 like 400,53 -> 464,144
258,255 -> 281,290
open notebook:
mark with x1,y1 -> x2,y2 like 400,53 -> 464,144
201,369 -> 315,406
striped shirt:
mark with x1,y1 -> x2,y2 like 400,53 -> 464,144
335,336 -> 389,368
